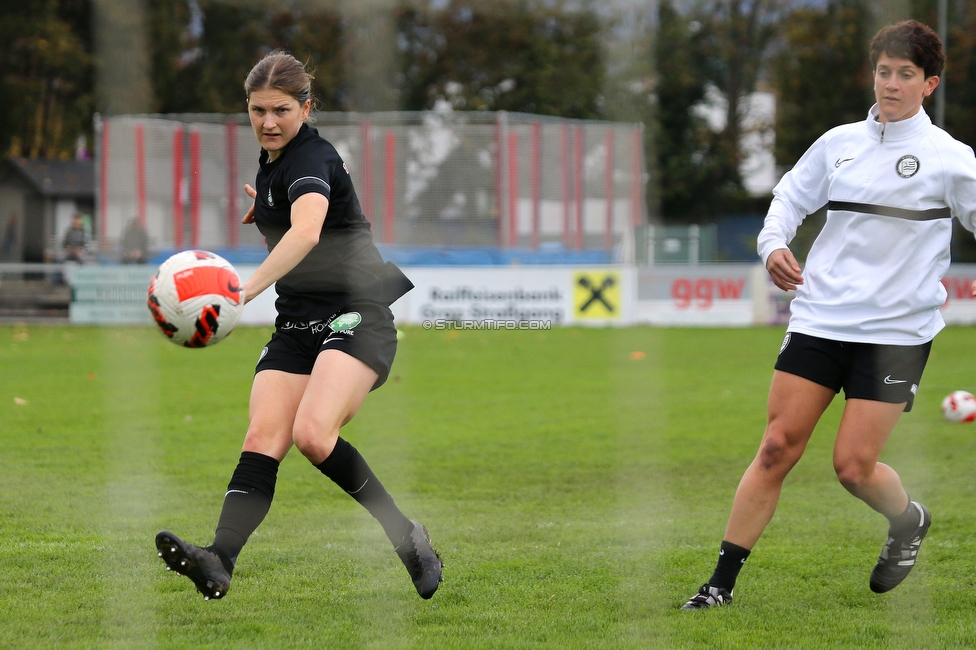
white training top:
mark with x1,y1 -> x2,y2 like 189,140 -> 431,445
758,105 -> 976,345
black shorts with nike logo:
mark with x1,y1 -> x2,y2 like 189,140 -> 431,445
255,300 -> 398,390
775,331 -> 932,412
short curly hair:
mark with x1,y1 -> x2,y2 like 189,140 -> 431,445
870,20 -> 945,79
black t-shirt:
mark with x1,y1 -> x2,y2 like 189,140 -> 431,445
252,123 -> 413,320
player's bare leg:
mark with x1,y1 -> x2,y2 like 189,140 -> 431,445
834,398 -> 930,593
833,399 -> 907,516
724,372 -> 835,548
243,369 -> 309,461
291,349 -> 375,464
683,372 -> 833,610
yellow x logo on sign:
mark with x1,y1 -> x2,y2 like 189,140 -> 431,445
574,270 -> 620,319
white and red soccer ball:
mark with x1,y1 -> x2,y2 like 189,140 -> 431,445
147,250 -> 244,347
941,390 -> 976,423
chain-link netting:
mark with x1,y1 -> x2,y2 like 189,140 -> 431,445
96,111 -> 644,262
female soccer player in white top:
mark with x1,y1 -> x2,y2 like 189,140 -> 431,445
683,20 -> 976,609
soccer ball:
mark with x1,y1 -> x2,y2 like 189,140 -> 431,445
147,250 -> 244,347
941,390 -> 976,423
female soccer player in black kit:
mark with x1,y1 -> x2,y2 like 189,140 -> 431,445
155,51 -> 442,601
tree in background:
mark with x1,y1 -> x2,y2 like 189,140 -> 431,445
150,0 -> 604,118
0,0 -> 93,159
909,0 -> 976,146
594,4 -> 660,220
149,0 -> 346,115
395,0 -> 604,118
909,0 -> 976,261
3,0 -> 604,157
652,1 -> 717,220
650,0 -> 785,222
13,0 -> 976,247
691,0 -> 783,201
771,0 -> 874,167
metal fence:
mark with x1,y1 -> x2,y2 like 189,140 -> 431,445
95,111 -> 645,261
635,224 -> 719,264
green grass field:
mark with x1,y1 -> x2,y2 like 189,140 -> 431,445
2,323 -> 976,649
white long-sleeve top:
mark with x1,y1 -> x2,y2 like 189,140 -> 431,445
758,105 -> 976,344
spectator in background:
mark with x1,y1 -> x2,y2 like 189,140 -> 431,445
62,213 -> 89,263
121,218 -> 149,264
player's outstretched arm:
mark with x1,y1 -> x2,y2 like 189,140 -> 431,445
242,193 -> 328,303
766,248 -> 803,292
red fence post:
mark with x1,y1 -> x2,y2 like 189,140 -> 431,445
574,125 -> 584,250
225,120 -> 239,247
189,130 -> 201,249
604,127 -> 615,250
383,130 -> 396,244
134,123 -> 147,229
531,121 -> 541,250
172,126 -> 184,249
508,131 -> 519,248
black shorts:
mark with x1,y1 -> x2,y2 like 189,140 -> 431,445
774,332 -> 931,412
255,300 -> 398,390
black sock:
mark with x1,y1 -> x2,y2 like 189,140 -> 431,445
316,437 -> 413,547
211,451 -> 280,573
887,499 -> 919,538
708,540 -> 751,592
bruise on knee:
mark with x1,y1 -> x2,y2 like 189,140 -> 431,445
758,437 -> 789,471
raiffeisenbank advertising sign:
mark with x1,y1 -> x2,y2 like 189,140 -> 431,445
67,264 -> 637,326
389,266 -> 637,327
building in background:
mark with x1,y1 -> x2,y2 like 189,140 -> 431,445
0,158 -> 94,263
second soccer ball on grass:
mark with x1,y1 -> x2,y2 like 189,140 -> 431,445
941,390 -> 976,423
